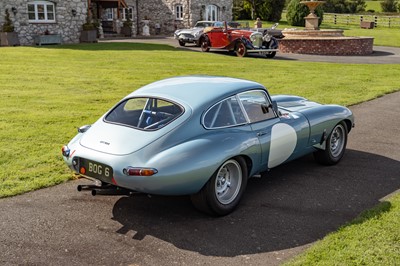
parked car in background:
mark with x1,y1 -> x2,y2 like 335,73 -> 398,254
200,21 -> 280,58
62,76 -> 354,216
174,21 -> 217,47
253,23 -> 285,39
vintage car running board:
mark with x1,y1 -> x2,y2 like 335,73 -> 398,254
246,49 -> 279,53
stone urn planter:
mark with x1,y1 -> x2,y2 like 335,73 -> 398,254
1,9 -> 19,46
80,29 -> 97,43
120,26 -> 132,37
0,32 -> 19,46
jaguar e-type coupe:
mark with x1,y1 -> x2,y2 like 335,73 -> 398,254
62,76 -> 354,216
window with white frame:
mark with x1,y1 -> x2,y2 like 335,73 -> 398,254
28,1 -> 56,23
205,5 -> 219,21
104,8 -> 114,21
175,4 -> 183,20
122,7 -> 134,21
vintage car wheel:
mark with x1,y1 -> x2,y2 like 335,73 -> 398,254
200,36 -> 210,52
314,122 -> 348,165
266,51 -> 276,58
178,40 -> 185,47
235,42 -> 247,57
191,157 -> 248,216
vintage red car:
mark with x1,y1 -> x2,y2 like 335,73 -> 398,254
199,22 -> 280,58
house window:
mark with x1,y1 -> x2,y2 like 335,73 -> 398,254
104,8 -> 114,21
175,4 -> 183,20
205,5 -> 219,21
28,1 -> 56,23
122,7 -> 134,21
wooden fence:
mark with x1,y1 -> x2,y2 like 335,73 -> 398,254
324,13 -> 400,28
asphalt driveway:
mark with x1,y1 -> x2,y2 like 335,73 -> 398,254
1,85 -> 399,265
100,37 -> 400,64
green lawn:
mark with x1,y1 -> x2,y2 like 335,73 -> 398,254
0,42 -> 399,264
252,19 -> 400,47
366,1 -> 383,12
1,43 -> 399,197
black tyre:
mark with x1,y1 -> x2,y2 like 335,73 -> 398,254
235,42 -> 247,57
191,157 -> 248,216
200,36 -> 210,52
266,51 -> 276,58
314,122 -> 348,165
178,40 -> 185,47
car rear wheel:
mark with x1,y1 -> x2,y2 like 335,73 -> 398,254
190,157 -> 248,216
235,42 -> 247,57
200,36 -> 210,52
314,122 -> 348,165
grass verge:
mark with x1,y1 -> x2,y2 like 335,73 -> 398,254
1,42 -> 399,197
285,192 -> 400,265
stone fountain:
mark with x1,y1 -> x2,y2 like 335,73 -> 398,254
301,0 -> 324,30
279,0 -> 374,55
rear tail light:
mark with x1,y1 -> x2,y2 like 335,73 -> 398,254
123,167 -> 158,176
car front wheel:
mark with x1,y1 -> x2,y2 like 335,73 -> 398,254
200,36 -> 210,52
178,40 -> 185,46
191,157 -> 248,216
314,121 -> 348,165
235,42 -> 247,57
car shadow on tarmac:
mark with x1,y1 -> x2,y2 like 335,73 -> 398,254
111,149 -> 400,257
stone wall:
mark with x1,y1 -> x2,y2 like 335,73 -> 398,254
125,0 -> 232,36
279,37 -> 374,55
0,0 -> 87,45
0,0 -> 233,45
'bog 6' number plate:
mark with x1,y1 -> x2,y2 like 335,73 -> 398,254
78,158 -> 113,182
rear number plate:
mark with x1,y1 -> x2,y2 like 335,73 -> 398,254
78,158 -> 113,182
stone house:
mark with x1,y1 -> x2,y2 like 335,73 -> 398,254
0,0 -> 232,46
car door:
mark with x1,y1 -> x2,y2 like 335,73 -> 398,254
238,90 -> 309,170
207,23 -> 230,48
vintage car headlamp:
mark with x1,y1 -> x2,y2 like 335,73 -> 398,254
250,32 -> 263,48
61,145 -> 70,157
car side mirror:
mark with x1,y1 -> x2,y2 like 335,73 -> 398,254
271,101 -> 278,114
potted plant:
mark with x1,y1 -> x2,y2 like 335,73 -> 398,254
0,9 -> 19,46
121,17 -> 132,37
80,15 -> 97,43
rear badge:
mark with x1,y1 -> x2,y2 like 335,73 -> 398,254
100,141 -> 110,145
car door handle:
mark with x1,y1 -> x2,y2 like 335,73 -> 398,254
257,131 -> 268,137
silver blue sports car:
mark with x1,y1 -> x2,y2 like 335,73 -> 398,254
62,76 -> 354,216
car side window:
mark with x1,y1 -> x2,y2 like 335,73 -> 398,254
203,96 -> 247,129
238,91 -> 276,123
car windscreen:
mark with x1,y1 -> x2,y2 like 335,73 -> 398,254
104,97 -> 183,130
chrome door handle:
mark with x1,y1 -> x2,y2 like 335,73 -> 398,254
257,131 -> 268,137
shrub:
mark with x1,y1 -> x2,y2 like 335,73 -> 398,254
2,9 -> 14,32
286,0 -> 324,27
380,0 -> 398,12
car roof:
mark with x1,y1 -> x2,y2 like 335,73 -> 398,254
127,76 -> 265,110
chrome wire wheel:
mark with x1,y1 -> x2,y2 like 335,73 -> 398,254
214,159 -> 242,205
330,124 -> 346,158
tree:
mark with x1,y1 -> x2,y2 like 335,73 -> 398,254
323,0 -> 366,13
235,0 -> 286,21
380,0 -> 398,12
286,0 -> 324,26
258,0 -> 286,22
